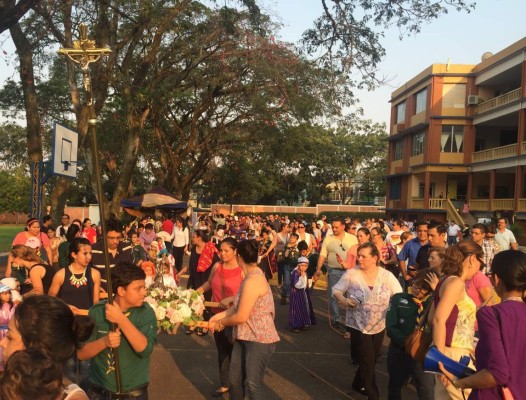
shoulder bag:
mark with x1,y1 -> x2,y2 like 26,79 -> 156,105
404,298 -> 433,362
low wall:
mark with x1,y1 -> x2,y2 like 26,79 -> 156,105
211,204 -> 384,216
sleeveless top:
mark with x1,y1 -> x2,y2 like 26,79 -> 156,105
233,269 -> 280,344
274,233 -> 288,253
29,263 -> 55,295
58,266 -> 94,310
434,276 -> 476,350
210,263 -> 243,314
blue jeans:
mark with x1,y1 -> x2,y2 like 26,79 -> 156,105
281,264 -> 292,298
229,340 -> 276,400
387,344 -> 434,400
327,268 -> 345,324
63,355 -> 91,391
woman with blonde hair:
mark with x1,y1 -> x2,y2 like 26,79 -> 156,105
431,240 -> 481,400
10,245 -> 55,295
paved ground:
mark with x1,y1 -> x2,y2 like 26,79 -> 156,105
147,276 -> 421,400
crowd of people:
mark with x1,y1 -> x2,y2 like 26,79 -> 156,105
0,211 -> 524,400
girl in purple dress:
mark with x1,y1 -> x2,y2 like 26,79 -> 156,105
289,257 -> 316,333
0,284 -> 16,370
439,250 -> 526,399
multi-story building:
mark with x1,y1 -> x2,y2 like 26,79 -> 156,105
385,37 -> 526,226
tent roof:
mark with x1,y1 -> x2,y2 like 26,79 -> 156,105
120,186 -> 187,210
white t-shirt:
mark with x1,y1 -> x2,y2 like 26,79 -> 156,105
494,228 -> 517,250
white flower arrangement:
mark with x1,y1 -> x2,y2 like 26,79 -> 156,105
144,286 -> 205,333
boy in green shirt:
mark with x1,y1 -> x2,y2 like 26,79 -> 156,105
78,262 -> 157,399
386,268 -> 434,400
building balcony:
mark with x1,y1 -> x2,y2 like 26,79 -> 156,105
470,198 -> 522,211
523,141 -> 526,154
476,88 -> 521,114
410,198 -> 425,209
472,143 -> 517,162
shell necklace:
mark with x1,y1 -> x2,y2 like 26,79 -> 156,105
69,266 -> 88,288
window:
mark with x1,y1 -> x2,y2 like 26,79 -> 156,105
412,132 -> 424,156
441,125 -> 464,153
415,88 -> 427,114
394,140 -> 403,160
418,182 -> 435,198
442,84 -> 466,109
389,177 -> 401,200
396,101 -> 406,123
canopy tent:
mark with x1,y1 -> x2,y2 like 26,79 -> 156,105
121,187 -> 188,216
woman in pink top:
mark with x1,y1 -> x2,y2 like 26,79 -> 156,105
10,218 -> 52,266
209,239 -> 280,400
197,237 -> 244,398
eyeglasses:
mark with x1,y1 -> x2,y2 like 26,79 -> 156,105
299,226 -> 305,229
350,226 -> 356,230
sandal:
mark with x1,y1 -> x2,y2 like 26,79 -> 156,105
195,327 -> 209,336
185,327 -> 193,335
211,387 -> 229,398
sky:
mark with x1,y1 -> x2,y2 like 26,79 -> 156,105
0,1 -> 525,127
259,0 -> 526,127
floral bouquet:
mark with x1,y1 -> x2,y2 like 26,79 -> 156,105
144,286 -> 205,334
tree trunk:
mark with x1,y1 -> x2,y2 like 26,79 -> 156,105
10,22 -> 42,163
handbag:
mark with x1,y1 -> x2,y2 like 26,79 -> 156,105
492,307 -> 515,400
404,298 -> 433,362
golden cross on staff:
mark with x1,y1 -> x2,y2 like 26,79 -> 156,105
57,23 -> 123,394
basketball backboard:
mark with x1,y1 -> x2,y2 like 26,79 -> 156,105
52,122 -> 79,178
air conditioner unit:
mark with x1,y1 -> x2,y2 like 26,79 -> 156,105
467,95 -> 479,105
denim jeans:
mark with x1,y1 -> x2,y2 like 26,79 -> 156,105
281,264 -> 292,298
229,340 -> 276,400
327,268 -> 345,324
63,355 -> 91,391
387,344 -> 434,400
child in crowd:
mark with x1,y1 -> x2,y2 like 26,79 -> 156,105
297,240 -> 318,290
280,233 -> 300,305
162,262 -> 178,288
142,261 -> 156,287
289,257 -> 316,333
0,284 -> 16,371
386,268 -> 434,400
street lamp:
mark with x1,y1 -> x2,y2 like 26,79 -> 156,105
57,24 -> 122,394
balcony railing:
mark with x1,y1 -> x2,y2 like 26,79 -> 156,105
473,143 -> 517,162
469,199 -> 490,211
476,88 -> 521,114
519,199 -> 526,212
429,198 -> 445,209
492,199 -> 515,210
411,198 -> 424,209
522,141 -> 526,154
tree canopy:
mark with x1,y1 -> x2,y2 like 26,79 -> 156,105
0,0 -> 476,216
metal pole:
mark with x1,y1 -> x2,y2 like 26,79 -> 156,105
58,23 -> 122,394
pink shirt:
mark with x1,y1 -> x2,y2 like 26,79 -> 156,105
466,271 -> 492,308
12,231 -> 50,249
234,269 -> 280,344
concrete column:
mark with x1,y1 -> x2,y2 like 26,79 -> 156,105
424,171 -> 431,209
467,172 -> 473,201
489,169 -> 496,210
515,165 -> 523,211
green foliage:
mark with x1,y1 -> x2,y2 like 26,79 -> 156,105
510,223 -> 523,239
0,167 -> 31,213
301,0 -> 475,89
